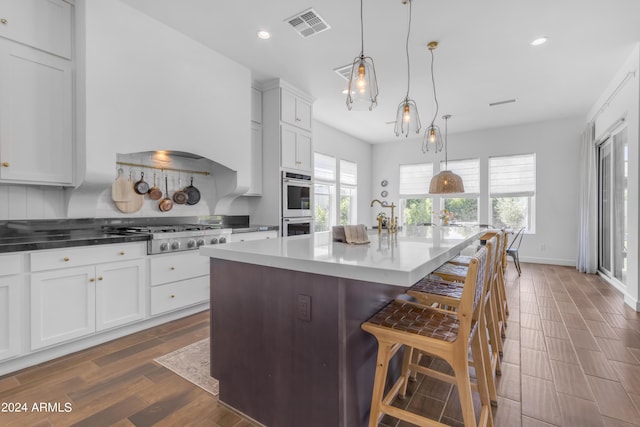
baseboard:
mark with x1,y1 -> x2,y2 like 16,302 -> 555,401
597,271 -> 639,312
624,294 -> 640,311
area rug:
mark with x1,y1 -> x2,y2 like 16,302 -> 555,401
154,338 -> 219,396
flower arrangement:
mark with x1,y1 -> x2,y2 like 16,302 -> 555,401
434,209 -> 454,225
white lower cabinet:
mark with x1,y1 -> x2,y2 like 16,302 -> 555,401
149,251 -> 210,315
0,275 -> 21,361
30,243 -> 147,350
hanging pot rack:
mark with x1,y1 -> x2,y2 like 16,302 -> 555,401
115,161 -> 210,176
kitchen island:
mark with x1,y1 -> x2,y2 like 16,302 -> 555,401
200,226 -> 482,427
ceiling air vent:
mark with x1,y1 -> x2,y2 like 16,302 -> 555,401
334,64 -> 353,82
285,8 -> 331,38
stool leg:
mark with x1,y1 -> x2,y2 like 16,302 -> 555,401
478,312 -> 498,406
488,290 -> 504,359
452,356 -> 477,427
399,346 -> 414,398
368,340 -> 393,427
471,326 -> 495,420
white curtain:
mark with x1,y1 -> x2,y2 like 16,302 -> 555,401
577,122 -> 598,273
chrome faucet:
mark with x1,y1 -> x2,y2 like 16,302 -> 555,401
371,199 -> 397,233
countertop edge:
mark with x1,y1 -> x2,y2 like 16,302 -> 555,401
0,234 -> 150,253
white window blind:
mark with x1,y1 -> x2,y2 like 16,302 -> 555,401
440,158 -> 480,195
314,153 -> 336,181
489,154 -> 536,197
399,163 -> 433,196
340,160 -> 357,186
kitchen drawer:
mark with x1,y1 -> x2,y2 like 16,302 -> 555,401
150,276 -> 209,316
31,242 -> 147,272
0,253 -> 23,276
149,251 -> 209,286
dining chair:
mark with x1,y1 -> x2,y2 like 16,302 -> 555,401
507,227 -> 525,276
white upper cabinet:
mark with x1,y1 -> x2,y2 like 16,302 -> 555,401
281,88 -> 312,131
0,40 -> 73,185
0,0 -> 72,59
281,124 -> 312,173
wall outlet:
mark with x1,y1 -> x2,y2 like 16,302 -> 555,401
297,294 -> 311,322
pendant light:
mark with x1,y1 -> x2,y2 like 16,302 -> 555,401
429,115 -> 465,194
394,0 -> 420,137
422,41 -> 444,153
346,0 -> 379,111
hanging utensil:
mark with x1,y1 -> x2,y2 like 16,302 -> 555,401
148,172 -> 163,200
184,176 -> 201,205
159,175 -> 174,212
172,175 -> 188,205
133,171 -> 149,195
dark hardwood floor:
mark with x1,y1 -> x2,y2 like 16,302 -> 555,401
1,263 -> 640,426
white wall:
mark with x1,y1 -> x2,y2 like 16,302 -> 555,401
372,117 -> 584,266
587,44 -> 640,310
312,120 -> 373,226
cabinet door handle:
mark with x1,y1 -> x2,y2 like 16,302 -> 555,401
119,251 -> 125,256
170,267 -> 175,270
170,294 -> 176,299
98,276 -> 103,281
295,117 -> 301,122
63,257 -> 70,262
0,19 -> 7,25
1,162 -> 9,167
89,277 -> 95,282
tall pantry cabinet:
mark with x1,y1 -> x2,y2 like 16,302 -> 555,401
0,0 -> 74,185
253,79 -> 314,227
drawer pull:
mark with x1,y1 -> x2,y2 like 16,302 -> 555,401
98,276 -> 103,281
63,257 -> 70,262
89,278 -> 95,282
170,294 -> 175,299
295,117 -> 301,122
170,267 -> 175,270
0,19 -> 7,25
119,251 -> 125,256
1,162 -> 9,167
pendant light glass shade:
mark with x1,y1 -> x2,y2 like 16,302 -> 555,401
395,0 -> 421,137
429,115 -> 465,194
346,0 -> 379,111
395,97 -> 421,137
346,55 -> 379,111
422,41 -> 443,153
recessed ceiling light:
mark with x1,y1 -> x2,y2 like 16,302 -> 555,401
257,30 -> 271,40
531,36 -> 548,46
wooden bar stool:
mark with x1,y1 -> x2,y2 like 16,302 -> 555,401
406,236 -> 500,407
362,246 -> 492,427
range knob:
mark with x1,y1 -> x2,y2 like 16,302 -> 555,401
196,239 -> 205,247
219,237 -> 227,244
171,241 -> 181,250
187,239 -> 196,249
159,242 -> 169,252
210,237 -> 218,245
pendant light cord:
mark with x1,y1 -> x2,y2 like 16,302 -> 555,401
404,0 -> 412,99
360,0 -> 364,55
444,116 -> 448,169
430,48 -> 439,127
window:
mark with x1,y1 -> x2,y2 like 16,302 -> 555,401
314,153 -> 336,232
339,160 -> 357,225
399,163 -> 433,227
314,154 -> 358,231
440,159 -> 480,224
489,154 -> 536,231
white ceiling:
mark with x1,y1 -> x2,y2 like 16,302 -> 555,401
121,0 -> 640,144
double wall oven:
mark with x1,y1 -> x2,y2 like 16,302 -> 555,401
281,171 -> 313,236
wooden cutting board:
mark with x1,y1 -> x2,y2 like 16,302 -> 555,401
112,170 -> 144,213
111,169 -> 130,202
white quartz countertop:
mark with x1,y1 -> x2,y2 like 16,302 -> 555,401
200,226 -> 484,287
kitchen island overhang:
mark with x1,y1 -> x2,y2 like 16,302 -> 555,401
200,227 -> 483,427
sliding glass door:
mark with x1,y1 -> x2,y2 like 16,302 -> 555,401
598,127 -> 628,284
